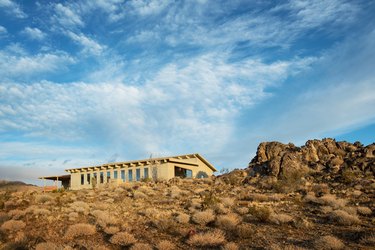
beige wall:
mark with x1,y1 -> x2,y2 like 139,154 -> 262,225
69,157 -> 214,190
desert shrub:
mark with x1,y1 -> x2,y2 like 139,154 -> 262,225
235,207 -> 249,215
320,206 -> 333,214
8,209 -> 26,219
104,226 -> 120,235
1,219 -> 26,231
33,208 -> 51,216
312,183 -> 330,195
35,194 -> 53,204
192,209 -> 216,225
314,235 -> 344,250
130,243 -> 152,250
70,201 -> 90,213
273,169 -> 306,193
221,197 -> 235,207
271,213 -> 294,224
236,224 -> 254,239
360,233 -> 375,245
187,229 -> 226,247
341,168 -> 358,184
92,210 -> 117,228
152,217 -> 179,234
110,232 -> 137,246
318,195 -> 347,209
133,191 -> 147,200
175,213 -> 190,224
156,240 -> 176,250
222,242 -> 239,250
246,193 -> 269,202
329,210 -> 360,225
215,213 -> 241,231
0,212 -> 9,224
35,242 -> 61,250
65,223 -> 96,239
68,212 -> 79,221
357,206 -> 372,215
248,205 -> 273,222
202,191 -> 220,209
4,200 -> 18,209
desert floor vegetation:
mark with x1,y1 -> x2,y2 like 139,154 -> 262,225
0,168 -> 374,249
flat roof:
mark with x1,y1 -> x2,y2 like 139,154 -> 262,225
65,153 -> 217,172
38,175 -> 71,181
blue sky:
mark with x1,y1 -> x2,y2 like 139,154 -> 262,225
0,0 -> 374,184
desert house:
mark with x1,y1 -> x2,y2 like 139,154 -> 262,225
39,153 -> 216,190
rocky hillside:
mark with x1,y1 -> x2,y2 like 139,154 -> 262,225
247,138 -> 374,181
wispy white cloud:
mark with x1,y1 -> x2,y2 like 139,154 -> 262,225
281,0 -> 359,28
0,45 -> 75,80
0,0 -> 27,18
129,0 -> 171,16
66,31 -> 105,55
22,27 -> 46,40
52,3 -> 84,28
0,25 -> 7,34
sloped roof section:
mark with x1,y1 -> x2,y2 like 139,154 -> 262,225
65,153 -> 217,172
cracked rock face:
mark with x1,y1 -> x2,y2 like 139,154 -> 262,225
248,138 -> 375,179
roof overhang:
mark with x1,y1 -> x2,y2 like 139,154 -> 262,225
39,175 -> 71,181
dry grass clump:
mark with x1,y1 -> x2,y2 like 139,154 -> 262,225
65,223 -> 96,239
246,193 -> 270,202
156,240 -> 176,250
235,206 -> 249,215
222,242 -> 239,250
215,213 -> 241,230
91,210 -> 117,228
70,201 -> 90,214
130,243 -> 153,250
221,197 -> 235,207
104,226 -> 120,235
33,208 -> 51,216
35,194 -> 53,204
236,224 -> 254,239
248,205 -> 273,222
270,213 -> 294,224
1,219 -> 26,231
35,242 -> 61,250
314,235 -> 344,249
329,210 -> 360,225
318,194 -> 347,209
357,206 -> 372,215
312,183 -> 330,195
110,231 -> 137,246
192,209 -> 216,225
175,212 -> 190,224
214,203 -> 231,214
8,209 -> 26,219
133,191 -> 147,199
187,229 -> 226,247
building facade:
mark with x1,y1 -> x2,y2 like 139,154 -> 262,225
63,153 -> 216,190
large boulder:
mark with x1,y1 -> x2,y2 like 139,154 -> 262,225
248,138 -> 374,180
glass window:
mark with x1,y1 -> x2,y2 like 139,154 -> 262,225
128,169 -> 133,181
144,168 -> 149,179
81,174 -> 84,185
114,170 -> 118,179
100,172 -> 104,183
121,170 -> 125,181
136,169 -> 141,181
87,173 -> 91,184
186,169 -> 192,178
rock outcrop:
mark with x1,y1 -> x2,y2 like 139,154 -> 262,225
248,138 -> 375,180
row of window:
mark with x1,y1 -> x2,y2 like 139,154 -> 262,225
80,168 -> 149,185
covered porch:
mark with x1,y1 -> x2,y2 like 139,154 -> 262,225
39,175 -> 71,191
